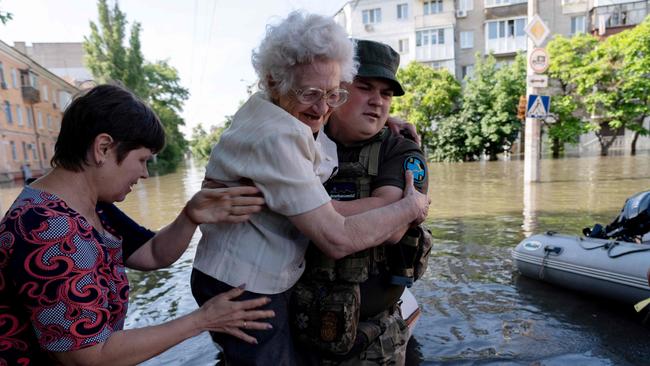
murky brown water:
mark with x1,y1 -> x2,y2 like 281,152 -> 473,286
2,153 -> 650,365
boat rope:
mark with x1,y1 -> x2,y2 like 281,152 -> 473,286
538,251 -> 550,280
577,239 -> 650,258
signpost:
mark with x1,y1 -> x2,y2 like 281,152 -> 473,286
529,48 -> 550,74
527,74 -> 548,88
526,94 -> 551,119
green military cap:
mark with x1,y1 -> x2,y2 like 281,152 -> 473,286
354,39 -> 405,96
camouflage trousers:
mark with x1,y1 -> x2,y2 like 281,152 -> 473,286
320,308 -> 409,366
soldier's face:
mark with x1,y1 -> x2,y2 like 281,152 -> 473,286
329,77 -> 393,144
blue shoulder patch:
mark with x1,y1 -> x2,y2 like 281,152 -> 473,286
404,156 -> 426,184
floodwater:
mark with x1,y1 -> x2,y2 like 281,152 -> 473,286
2,153 -> 650,365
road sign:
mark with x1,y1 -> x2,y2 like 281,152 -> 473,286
527,74 -> 548,88
526,94 -> 551,119
529,48 -> 550,74
525,15 -> 550,46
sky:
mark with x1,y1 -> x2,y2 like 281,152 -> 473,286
0,0 -> 349,137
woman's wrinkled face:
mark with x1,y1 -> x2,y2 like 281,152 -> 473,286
275,59 -> 342,133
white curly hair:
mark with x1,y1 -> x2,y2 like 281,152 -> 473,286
252,11 -> 358,96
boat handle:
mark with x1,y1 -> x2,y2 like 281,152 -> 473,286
543,246 -> 562,255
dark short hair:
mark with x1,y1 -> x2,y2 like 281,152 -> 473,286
52,84 -> 165,172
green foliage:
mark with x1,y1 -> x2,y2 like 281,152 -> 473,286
434,53 -> 525,162
190,119 -> 230,162
391,62 -> 461,151
546,34 -> 596,155
546,19 -> 650,156
0,2 -> 12,25
84,0 -> 189,174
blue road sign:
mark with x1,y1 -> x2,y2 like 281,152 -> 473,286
526,94 -> 551,119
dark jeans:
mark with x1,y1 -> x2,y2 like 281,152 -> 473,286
190,268 -> 299,366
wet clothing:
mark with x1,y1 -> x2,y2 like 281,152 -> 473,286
191,92 -> 338,366
0,186 -> 154,365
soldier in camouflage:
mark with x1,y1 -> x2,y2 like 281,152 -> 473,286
292,40 -> 430,365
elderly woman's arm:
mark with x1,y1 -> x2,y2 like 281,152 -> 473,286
52,287 -> 274,366
289,171 -> 429,259
126,186 -> 264,270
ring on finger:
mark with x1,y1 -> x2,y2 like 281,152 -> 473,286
243,321 -> 247,328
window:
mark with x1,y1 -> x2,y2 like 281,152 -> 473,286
10,141 -> 16,161
26,107 -> 33,128
398,38 -> 409,53
458,0 -> 474,11
460,31 -> 474,49
487,18 -> 525,39
416,29 -> 445,46
397,3 -> 408,19
424,0 -> 443,15
10,68 -> 17,88
42,85 -> 49,102
571,15 -> 586,34
461,65 -> 475,79
22,141 -> 28,160
31,143 -> 37,160
4,101 -> 12,123
362,8 -> 382,24
485,0 -> 526,7
37,111 -> 43,129
42,142 -> 47,161
30,73 -> 38,88
0,62 -> 5,86
16,105 -> 23,126
47,115 -> 52,130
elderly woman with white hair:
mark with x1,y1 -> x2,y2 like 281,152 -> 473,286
190,11 -> 429,365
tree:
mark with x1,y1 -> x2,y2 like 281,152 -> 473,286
0,2 -> 12,25
391,62 -> 461,151
449,53 -> 526,161
546,34 -> 596,157
84,0 -> 189,174
190,116 -> 232,161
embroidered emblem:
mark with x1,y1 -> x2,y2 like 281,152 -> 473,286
404,156 -> 426,184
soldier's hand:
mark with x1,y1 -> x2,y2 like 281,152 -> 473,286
403,170 -> 429,224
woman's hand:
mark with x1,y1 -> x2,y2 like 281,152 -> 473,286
386,116 -> 421,146
197,287 -> 275,344
184,186 -> 265,224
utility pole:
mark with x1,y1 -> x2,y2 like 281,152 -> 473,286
524,0 -> 541,183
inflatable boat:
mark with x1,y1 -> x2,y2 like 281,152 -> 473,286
513,190 -> 650,305
512,232 -> 650,304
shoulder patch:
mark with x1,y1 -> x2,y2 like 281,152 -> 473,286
404,156 -> 426,184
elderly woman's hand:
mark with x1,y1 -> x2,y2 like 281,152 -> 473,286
386,116 -> 421,146
184,186 -> 265,224
197,287 -> 275,344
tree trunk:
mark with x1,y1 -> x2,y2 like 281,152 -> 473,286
631,130 -> 640,156
551,137 -> 561,158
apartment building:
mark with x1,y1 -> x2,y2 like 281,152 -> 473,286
334,0 -> 648,79
0,40 -> 78,182
13,42 -> 93,88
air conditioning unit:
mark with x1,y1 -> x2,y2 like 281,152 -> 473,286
0,81 -> 7,90
364,23 -> 374,31
456,9 -> 467,18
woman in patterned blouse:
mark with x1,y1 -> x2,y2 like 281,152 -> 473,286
0,84 -> 273,365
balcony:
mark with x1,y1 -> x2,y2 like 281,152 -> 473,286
21,86 -> 40,104
485,35 -> 527,55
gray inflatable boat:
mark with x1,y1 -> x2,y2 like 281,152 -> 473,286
512,232 -> 650,304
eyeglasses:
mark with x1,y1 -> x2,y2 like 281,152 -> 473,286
292,87 -> 349,108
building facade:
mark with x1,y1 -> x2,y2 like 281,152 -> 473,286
13,42 -> 93,88
0,40 -> 78,182
334,0 -> 649,153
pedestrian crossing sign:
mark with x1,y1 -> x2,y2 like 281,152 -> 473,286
526,94 -> 551,119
